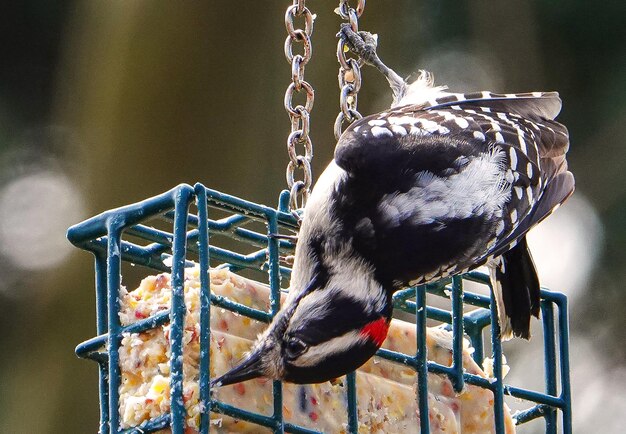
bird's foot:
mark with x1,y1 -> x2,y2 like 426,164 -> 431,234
280,255 -> 296,266
267,233 -> 299,242
337,24 -> 407,104
291,210 -> 303,227
337,24 -> 381,68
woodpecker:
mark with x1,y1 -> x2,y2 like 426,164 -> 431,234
211,26 -> 574,387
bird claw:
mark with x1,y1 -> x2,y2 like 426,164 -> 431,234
291,210 -> 303,227
338,24 -> 380,67
268,233 -> 299,242
337,23 -> 407,104
280,255 -> 296,266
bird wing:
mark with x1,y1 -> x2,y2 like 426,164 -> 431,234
421,91 -> 563,120
333,92 -> 573,284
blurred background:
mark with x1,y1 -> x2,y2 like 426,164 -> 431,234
0,1 -> 624,433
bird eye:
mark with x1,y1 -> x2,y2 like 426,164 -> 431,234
285,337 -> 307,359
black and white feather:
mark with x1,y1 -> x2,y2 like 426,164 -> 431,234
296,74 -> 574,340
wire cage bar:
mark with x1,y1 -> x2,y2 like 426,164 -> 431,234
68,183 -> 572,433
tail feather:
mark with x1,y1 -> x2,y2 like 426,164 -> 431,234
489,237 -> 540,340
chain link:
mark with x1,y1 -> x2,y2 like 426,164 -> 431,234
335,0 -> 366,141
284,0 -> 315,210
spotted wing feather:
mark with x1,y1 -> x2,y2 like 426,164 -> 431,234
334,93 -> 573,284
422,91 -> 563,120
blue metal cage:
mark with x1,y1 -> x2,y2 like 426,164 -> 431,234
68,183 -> 572,433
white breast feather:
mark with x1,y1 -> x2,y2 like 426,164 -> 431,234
287,161 -> 345,304
394,70 -> 450,108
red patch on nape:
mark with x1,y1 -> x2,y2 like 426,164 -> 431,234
360,317 -> 390,346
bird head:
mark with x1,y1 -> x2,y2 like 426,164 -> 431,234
211,269 -> 392,386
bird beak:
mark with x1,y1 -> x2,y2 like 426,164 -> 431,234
210,349 -> 265,388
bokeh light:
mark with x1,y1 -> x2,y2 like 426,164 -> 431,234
0,169 -> 84,272
527,194 -> 603,301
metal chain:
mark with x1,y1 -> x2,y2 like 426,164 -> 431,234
284,0 -> 315,210
335,0 -> 366,141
